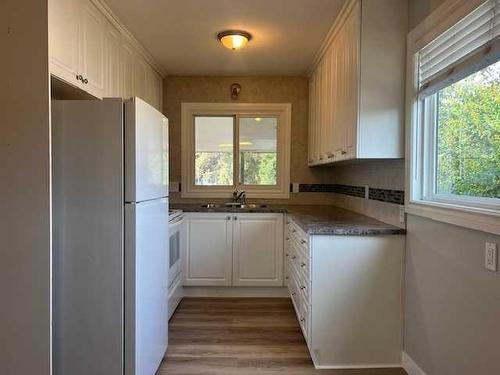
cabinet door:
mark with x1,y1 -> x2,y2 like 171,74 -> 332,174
184,214 -> 233,286
49,0 -> 80,87
134,57 -> 148,102
344,4 -> 360,159
104,25 -> 122,98
121,42 -> 136,100
79,0 -> 106,98
232,213 -> 284,286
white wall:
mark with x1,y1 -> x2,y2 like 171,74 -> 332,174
0,1 -> 51,374
405,215 -> 500,375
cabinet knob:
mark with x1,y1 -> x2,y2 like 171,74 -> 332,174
291,292 -> 296,296
83,78 -> 88,84
285,276 -> 289,280
300,317 -> 305,322
233,216 -> 238,221
300,285 -> 306,290
300,239 -> 306,244
341,150 -> 347,155
226,216 -> 231,220
76,74 -> 83,81
291,256 -> 297,260
301,262 -> 306,268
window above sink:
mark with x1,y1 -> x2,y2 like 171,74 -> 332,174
181,103 -> 291,199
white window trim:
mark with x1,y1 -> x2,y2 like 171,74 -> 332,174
181,102 -> 291,199
405,0 -> 500,235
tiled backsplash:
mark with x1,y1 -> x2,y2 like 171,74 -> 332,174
293,184 -> 404,205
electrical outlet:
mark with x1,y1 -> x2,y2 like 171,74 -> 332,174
292,182 -> 300,193
485,242 -> 497,272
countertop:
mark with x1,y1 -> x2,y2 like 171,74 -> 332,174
170,204 -> 405,236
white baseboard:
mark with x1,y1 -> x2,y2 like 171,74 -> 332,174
402,351 -> 427,375
314,364 -> 402,370
183,286 -> 289,298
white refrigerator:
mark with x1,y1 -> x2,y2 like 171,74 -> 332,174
52,97 -> 169,375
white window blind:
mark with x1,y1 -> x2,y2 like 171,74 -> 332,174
418,0 -> 500,96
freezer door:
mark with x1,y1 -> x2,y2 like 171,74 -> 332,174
125,198 -> 169,375
125,97 -> 169,203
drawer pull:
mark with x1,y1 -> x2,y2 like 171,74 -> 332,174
300,317 -> 305,322
291,292 -> 296,296
300,262 -> 306,268
291,256 -> 297,260
300,239 -> 306,244
300,285 -> 306,290
292,229 -> 296,233
286,237 -> 289,240
285,276 -> 289,280
285,253 -> 289,257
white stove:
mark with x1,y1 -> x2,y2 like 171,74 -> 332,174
168,208 -> 184,319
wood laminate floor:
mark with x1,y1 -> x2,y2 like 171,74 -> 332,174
157,298 -> 407,375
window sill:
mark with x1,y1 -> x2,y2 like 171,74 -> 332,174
406,200 -> 500,235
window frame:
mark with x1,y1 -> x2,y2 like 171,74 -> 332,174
181,102 -> 291,199
406,0 -> 500,235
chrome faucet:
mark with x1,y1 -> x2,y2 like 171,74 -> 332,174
232,189 -> 247,205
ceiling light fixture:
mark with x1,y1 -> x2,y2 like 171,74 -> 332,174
217,30 -> 252,50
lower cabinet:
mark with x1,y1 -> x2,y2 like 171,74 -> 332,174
184,213 -> 233,286
232,213 -> 283,286
184,212 -> 284,287
286,215 -> 404,369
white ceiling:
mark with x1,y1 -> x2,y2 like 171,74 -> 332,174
103,0 -> 346,76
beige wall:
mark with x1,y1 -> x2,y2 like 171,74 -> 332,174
0,0 -> 51,373
163,75 -> 336,205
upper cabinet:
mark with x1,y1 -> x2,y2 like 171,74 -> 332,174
48,0 -> 164,110
308,0 -> 407,166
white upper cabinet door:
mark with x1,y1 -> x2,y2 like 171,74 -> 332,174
184,214 -> 233,286
79,0 -> 106,98
144,67 -> 162,110
121,42 -> 136,100
104,25 -> 122,98
344,4 -> 360,158
134,57 -> 148,102
154,73 -> 163,111
232,213 -> 284,287
49,0 -> 80,87
125,98 -> 168,202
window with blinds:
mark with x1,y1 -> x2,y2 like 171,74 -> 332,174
409,0 -> 500,216
418,0 -> 500,97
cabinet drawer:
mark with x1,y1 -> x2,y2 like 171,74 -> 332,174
289,237 -> 310,285
287,219 -> 309,255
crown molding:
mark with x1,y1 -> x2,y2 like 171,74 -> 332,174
90,0 -> 167,77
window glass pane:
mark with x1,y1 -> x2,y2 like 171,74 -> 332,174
239,117 -> 277,185
436,60 -> 500,199
194,116 -> 233,186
